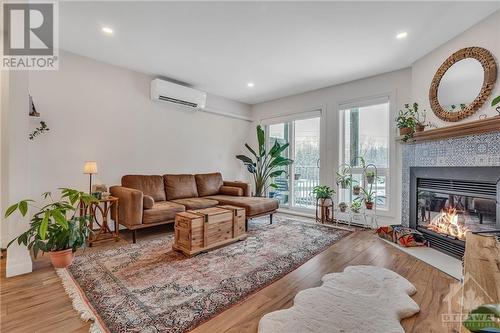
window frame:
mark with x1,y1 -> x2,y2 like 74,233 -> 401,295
262,109 -> 323,212
338,95 -> 392,212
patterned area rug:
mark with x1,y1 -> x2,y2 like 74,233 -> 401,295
60,216 -> 351,333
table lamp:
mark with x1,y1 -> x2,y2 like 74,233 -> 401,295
83,161 -> 98,194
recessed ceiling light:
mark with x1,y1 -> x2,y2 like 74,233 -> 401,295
101,26 -> 114,35
396,31 -> 408,40
247,82 -> 255,88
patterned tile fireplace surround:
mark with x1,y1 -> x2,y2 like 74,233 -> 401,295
401,131 -> 500,227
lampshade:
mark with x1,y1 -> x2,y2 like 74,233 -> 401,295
83,161 -> 98,174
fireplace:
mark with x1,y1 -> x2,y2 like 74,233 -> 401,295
409,167 -> 500,258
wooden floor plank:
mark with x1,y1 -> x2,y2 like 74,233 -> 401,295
1,221 -> 460,333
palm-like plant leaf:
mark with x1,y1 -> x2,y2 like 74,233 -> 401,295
257,125 -> 266,157
245,143 -> 258,159
236,155 -> 254,165
236,125 -> 294,197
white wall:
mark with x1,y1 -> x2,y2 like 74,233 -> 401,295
251,69 -> 412,225
1,70 -> 34,276
412,10 -> 500,127
27,51 -> 252,199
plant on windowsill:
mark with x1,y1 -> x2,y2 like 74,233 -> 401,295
4,188 -> 98,268
236,125 -> 294,197
396,103 -> 417,142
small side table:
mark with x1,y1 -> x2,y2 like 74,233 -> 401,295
84,196 -> 120,246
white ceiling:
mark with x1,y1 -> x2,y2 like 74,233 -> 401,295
59,2 -> 499,105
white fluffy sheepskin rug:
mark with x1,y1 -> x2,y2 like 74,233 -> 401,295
258,265 -> 420,333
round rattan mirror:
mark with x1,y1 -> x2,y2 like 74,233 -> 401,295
429,47 -> 497,122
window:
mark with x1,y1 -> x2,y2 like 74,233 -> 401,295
266,114 -> 321,210
340,99 -> 390,210
268,123 -> 290,206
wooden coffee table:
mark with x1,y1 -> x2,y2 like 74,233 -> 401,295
173,206 -> 247,256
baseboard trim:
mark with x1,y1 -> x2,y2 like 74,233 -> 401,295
6,257 -> 32,277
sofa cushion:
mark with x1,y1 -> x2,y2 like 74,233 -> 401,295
195,173 -> 223,197
204,195 -> 278,216
143,195 -> 155,209
122,175 -> 166,202
142,201 -> 185,224
171,197 -> 219,210
164,174 -> 198,200
219,185 -> 244,196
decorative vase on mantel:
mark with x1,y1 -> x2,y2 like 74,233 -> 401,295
316,197 -> 334,224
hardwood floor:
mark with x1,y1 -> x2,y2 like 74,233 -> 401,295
1,220 -> 460,333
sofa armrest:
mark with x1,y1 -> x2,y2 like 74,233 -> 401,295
110,186 -> 144,227
222,181 -> 251,197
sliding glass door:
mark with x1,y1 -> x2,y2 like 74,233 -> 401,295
267,116 -> 320,210
293,118 -> 320,209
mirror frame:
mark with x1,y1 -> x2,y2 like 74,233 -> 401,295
429,47 -> 497,122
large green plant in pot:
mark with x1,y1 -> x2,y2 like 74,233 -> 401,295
236,125 -> 294,197
4,188 -> 98,268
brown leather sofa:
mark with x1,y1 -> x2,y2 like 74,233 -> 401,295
110,172 -> 278,242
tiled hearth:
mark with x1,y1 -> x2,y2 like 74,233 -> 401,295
401,131 -> 500,227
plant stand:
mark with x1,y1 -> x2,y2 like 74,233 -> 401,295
315,197 -> 334,224
335,161 -> 380,230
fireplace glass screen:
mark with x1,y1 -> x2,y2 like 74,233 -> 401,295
417,190 -> 497,240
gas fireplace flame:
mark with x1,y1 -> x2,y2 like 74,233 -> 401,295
428,207 -> 469,240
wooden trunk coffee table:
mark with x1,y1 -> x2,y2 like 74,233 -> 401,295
173,206 -> 247,256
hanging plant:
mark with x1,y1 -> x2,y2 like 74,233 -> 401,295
29,121 -> 49,140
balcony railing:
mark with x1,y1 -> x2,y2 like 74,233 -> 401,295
270,165 -> 320,209
294,165 -> 320,208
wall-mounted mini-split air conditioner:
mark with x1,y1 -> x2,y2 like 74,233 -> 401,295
150,78 -> 207,109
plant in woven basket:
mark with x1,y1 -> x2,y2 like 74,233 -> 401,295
4,188 -> 97,268
236,125 -> 294,197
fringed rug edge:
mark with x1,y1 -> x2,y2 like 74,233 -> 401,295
56,268 -> 108,333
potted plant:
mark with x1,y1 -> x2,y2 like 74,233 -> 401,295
396,103 -> 417,141
413,105 -> 427,132
353,185 -> 361,195
361,186 -> 376,209
492,95 -> 500,115
312,185 -> 335,201
4,188 -> 97,268
365,171 -> 376,184
236,125 -> 293,197
312,185 -> 335,223
338,202 -> 348,212
350,199 -> 362,213
336,168 -> 354,189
